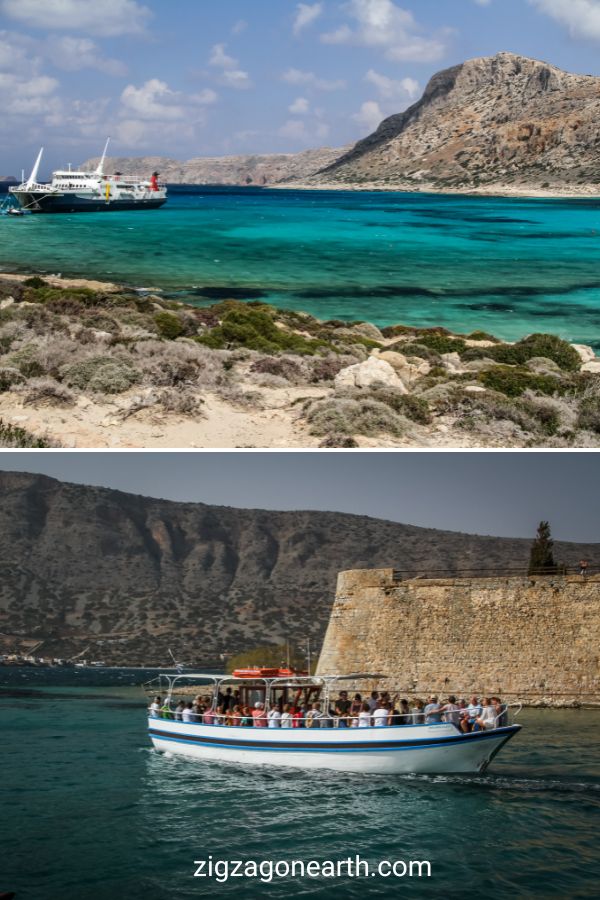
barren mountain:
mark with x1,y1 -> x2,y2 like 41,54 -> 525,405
313,52 -> 600,192
79,146 -> 344,186
1,472 -> 598,666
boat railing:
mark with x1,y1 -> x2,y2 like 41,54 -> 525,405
9,181 -> 59,193
147,703 -> 521,730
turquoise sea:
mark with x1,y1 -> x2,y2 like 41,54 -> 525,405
2,186 -> 600,345
1,676 -> 599,899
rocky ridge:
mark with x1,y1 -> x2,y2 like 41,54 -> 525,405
1,470 -> 600,666
309,52 -> 600,192
79,146 -> 345,186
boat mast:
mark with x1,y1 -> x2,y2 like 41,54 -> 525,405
95,137 -> 111,176
25,147 -> 44,188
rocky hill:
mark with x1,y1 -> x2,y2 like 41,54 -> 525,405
313,52 -> 600,192
1,471 -> 599,666
79,146 -> 344,186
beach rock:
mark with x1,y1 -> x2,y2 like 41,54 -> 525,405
571,344 -> 595,363
91,330 -> 113,343
0,297 -> 15,310
335,357 -> 408,392
440,352 -> 464,373
464,385 -> 487,393
349,322 -> 385,342
464,338 -> 497,348
581,360 -> 600,374
526,357 -> 562,375
377,350 -> 429,383
463,358 -> 499,372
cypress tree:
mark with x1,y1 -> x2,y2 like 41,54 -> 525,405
528,520 -> 556,575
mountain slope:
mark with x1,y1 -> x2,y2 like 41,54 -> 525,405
1,471 -> 598,665
79,146 -> 344,186
314,52 -> 600,191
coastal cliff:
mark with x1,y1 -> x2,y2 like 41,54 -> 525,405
312,52 -> 600,193
79,146 -> 344,186
1,471 -> 600,666
317,567 -> 600,705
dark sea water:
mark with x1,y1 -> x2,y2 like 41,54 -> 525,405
2,186 -> 600,345
1,672 -> 598,899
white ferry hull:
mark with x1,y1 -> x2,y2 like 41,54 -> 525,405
148,719 -> 520,775
10,190 -> 166,213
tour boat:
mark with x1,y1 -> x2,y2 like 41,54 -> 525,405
9,140 -> 167,213
145,672 -> 522,775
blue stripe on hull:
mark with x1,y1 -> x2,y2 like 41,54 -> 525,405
149,725 -> 519,754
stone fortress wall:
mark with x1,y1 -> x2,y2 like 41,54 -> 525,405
316,568 -> 600,705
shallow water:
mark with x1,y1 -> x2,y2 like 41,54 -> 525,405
2,186 -> 600,344
1,682 -> 598,899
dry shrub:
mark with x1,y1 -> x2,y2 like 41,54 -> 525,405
318,434 -> 359,448
309,356 -> 351,382
0,367 -> 25,392
249,356 -> 305,383
18,377 -> 76,407
62,355 -> 141,394
306,397 -> 407,437
157,388 -> 205,416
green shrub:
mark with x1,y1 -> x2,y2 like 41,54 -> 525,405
197,306 -> 329,355
0,367 -> 25,392
0,418 -> 56,448
318,434 -> 360,448
391,341 -> 441,364
154,311 -> 185,340
307,397 -> 406,437
466,330 -> 500,342
62,356 -> 141,394
7,345 -> 45,378
22,276 -> 48,288
416,333 -> 467,354
462,333 -> 580,372
479,366 -> 565,397
577,396 -> 600,433
366,388 -> 432,424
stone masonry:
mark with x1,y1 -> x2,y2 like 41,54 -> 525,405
316,568 -> 600,705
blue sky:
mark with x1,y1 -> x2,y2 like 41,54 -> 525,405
2,0 -> 600,174
1,452 -> 599,542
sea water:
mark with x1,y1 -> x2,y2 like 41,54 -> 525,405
1,679 -> 598,899
2,187 -> 600,346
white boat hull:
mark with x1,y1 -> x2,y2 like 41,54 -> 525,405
148,718 -> 520,775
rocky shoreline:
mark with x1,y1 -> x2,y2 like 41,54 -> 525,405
1,272 -> 599,449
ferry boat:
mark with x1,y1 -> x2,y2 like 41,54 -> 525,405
145,671 -> 522,775
9,140 -> 167,213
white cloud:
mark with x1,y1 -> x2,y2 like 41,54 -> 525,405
120,78 -> 214,121
46,37 -> 127,76
473,0 -> 492,5
321,0 -> 448,62
208,42 -> 252,89
352,99 -> 384,133
289,96 -> 310,114
231,19 -> 248,35
220,69 -> 252,90
0,0 -> 151,37
530,0 -> 600,40
282,67 -> 346,90
209,43 -> 238,69
365,69 -> 419,101
293,3 -> 323,35
193,88 -> 218,105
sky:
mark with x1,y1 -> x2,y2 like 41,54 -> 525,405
0,451 -> 599,542
2,0 -> 600,174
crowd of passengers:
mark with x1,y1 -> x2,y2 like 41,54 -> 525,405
150,689 -> 508,732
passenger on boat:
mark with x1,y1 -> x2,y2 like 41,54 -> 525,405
252,701 -> 268,727
373,701 -> 390,727
268,705 -> 282,728
350,693 -> 363,715
182,702 -> 196,723
293,705 -> 306,727
466,695 -> 482,731
281,704 -> 294,728
440,696 -> 461,727
202,706 -> 215,725
398,698 -> 411,724
367,691 -> 379,712
475,698 -> 496,730
424,696 -> 444,724
411,699 -> 425,724
355,702 -> 369,727
491,696 -> 507,726
150,696 -> 161,717
174,700 -> 185,721
306,702 -> 324,728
